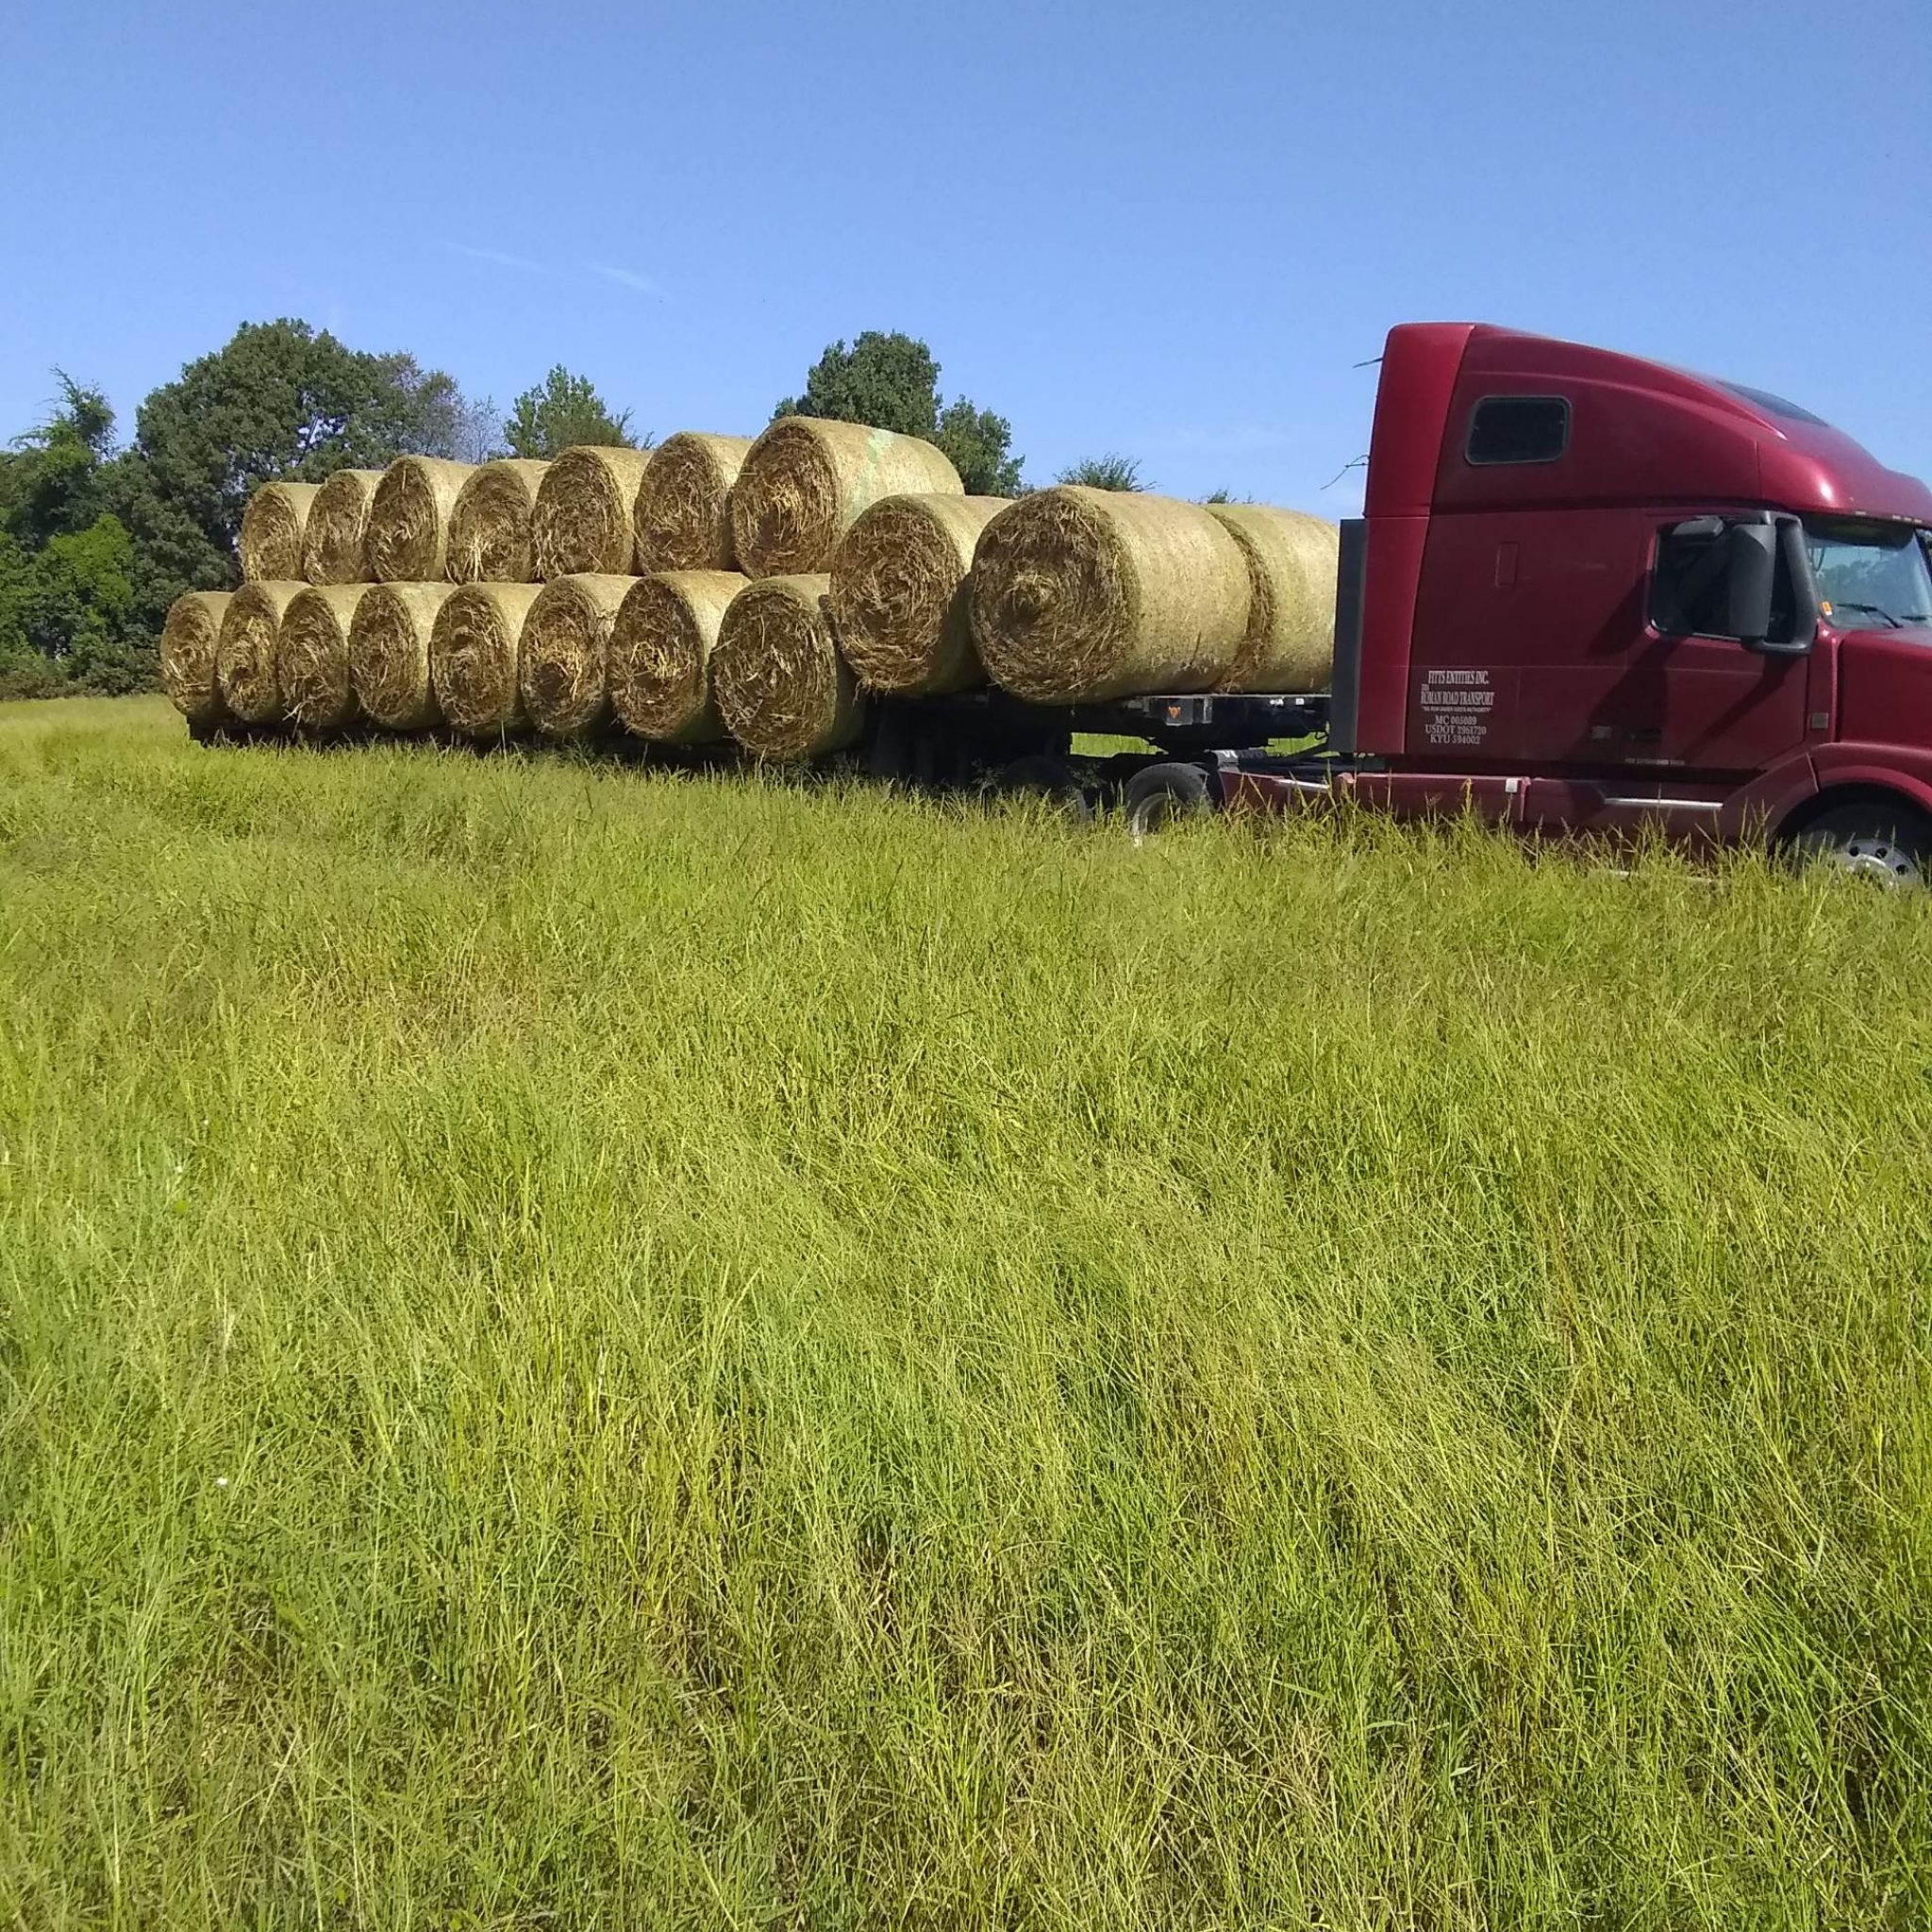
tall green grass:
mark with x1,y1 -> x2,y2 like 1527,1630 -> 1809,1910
1,696 -> 1927,1928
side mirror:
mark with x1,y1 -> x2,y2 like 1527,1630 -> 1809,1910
1725,522 -> 1775,643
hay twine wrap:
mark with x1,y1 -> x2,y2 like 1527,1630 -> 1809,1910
532,446 -> 652,578
159,591 -> 235,724
830,493 -> 1008,695
350,582 -> 457,732
1206,505 -> 1341,693
431,583 -> 542,739
366,457 -> 474,582
239,482 -> 321,583
729,419 -> 961,578
278,584 -> 375,731
609,571 -> 746,742
970,487 -> 1252,704
713,575 -> 862,760
447,460 -> 551,584
633,432 -> 755,572
521,574 -> 630,738
302,468 -> 387,584
216,581 -> 307,724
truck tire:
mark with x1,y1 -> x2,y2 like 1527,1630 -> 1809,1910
1124,761 -> 1213,841
995,754 -> 1092,821
1790,803 -> 1931,888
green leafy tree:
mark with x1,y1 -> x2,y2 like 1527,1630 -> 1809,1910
0,374 -> 117,546
502,367 -> 636,458
1057,454 -> 1144,491
775,331 -> 1025,495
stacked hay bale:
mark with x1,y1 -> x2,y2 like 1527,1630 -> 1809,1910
608,572 -> 744,743
713,575 -> 860,758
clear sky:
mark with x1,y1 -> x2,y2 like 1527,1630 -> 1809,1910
2,0 -> 1926,516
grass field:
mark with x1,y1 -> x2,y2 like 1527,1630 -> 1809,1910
2,694 -> 1928,1928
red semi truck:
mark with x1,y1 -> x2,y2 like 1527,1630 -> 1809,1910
883,323 -> 1932,878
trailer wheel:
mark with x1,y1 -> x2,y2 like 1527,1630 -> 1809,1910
1124,762 -> 1213,841
1790,804 -> 1931,888
995,755 -> 1092,821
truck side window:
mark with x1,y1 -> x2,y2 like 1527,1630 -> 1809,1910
1651,525 -> 1799,641
1465,396 -> 1570,465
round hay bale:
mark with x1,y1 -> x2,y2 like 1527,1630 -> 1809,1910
970,487 -> 1251,703
730,419 -> 961,578
446,459 -> 551,583
1206,505 -> 1341,692
431,583 -> 542,739
278,584 -> 375,731
366,457 -> 474,582
216,581 -> 307,724
521,574 -> 630,738
239,482 -> 320,583
633,432 -> 755,571
830,493 -> 1008,695
159,591 -> 235,725
608,571 -> 746,742
531,446 -> 652,578
302,468 -> 387,584
713,575 -> 862,760
350,582 -> 457,732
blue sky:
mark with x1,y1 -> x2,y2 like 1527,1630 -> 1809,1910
2,0 -> 1926,516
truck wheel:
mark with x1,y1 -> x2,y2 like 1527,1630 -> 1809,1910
995,755 -> 1092,821
1124,762 -> 1213,841
1790,804 -> 1930,888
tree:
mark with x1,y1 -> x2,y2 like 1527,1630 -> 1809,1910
774,331 -> 1024,495
0,374 -> 117,546
1057,454 -> 1144,491
502,367 -> 635,458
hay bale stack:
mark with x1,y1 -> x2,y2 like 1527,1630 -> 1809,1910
350,582 -> 456,732
633,432 -> 755,571
609,572 -> 745,742
367,457 -> 474,582
713,575 -> 862,759
239,483 -> 320,582
521,574 -> 630,738
1206,505 -> 1340,692
216,581 -> 306,724
532,446 -> 652,578
970,487 -> 1252,703
830,494 -> 1008,695
431,583 -> 542,739
159,591 -> 235,724
278,585 -> 374,731
447,459 -> 551,583
730,419 -> 961,577
302,468 -> 387,584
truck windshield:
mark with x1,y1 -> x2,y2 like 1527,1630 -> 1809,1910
1806,519 -> 1932,629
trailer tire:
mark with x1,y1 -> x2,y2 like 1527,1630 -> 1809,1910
1125,762 -> 1213,841
995,755 -> 1093,821
1790,803 -> 1931,889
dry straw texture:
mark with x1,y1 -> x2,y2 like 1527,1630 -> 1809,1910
367,458 -> 474,583
970,487 -> 1251,703
278,585 -> 374,731
447,460 -> 551,584
633,433 -> 756,572
608,571 -> 745,742
730,419 -> 961,578
216,581 -> 307,724
350,582 -> 456,732
431,584 -> 542,739
830,494 -> 1008,695
302,469 -> 387,584
1207,505 -> 1341,692
532,447 -> 652,578
713,575 -> 862,759
521,574 -> 630,738
239,483 -> 320,583
158,591 -> 234,724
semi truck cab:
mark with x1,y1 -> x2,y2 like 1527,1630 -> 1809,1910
1217,323 -> 1932,875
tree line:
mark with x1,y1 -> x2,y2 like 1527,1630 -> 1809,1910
0,321 -> 1149,699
